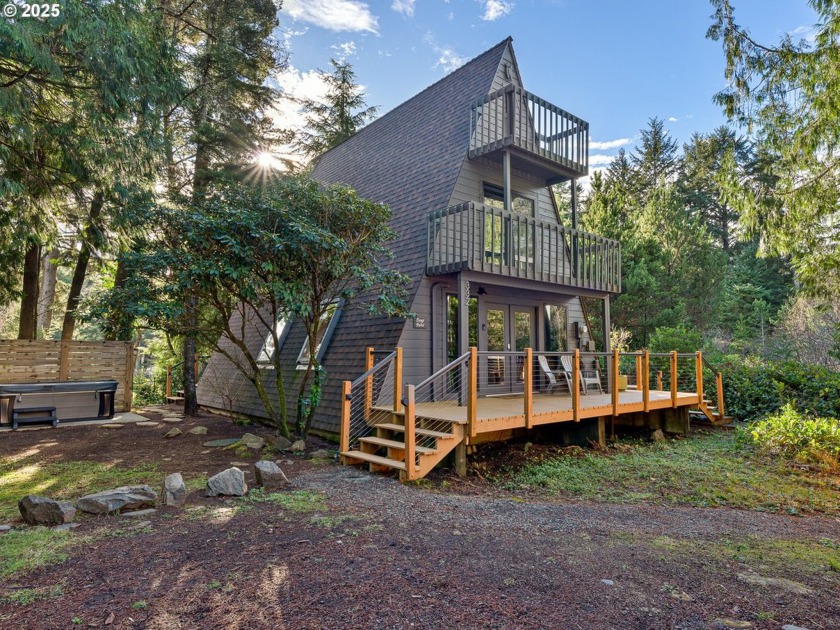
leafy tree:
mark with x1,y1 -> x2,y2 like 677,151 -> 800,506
110,177 -> 408,438
708,0 -> 840,296
295,59 -> 378,160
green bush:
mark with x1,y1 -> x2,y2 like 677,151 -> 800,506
740,404 -> 840,467
722,359 -> 840,422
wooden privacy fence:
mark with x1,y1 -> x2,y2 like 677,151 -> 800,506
0,340 -> 135,412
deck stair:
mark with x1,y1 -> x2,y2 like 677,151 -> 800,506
694,399 -> 733,426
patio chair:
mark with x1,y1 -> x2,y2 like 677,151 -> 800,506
537,355 -> 572,394
560,355 -> 603,395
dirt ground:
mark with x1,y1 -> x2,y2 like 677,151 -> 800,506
0,408 -> 838,629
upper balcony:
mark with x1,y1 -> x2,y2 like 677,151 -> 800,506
469,85 -> 589,182
427,202 -> 621,294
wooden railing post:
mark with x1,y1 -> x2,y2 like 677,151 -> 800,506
393,347 -> 403,413
716,372 -> 725,420
670,351 -> 678,408
611,349 -> 619,417
340,381 -> 352,459
572,349 -> 581,422
656,370 -> 663,391
524,348 -> 533,429
404,384 -> 416,481
635,354 -> 642,391
642,350 -> 650,413
468,347 -> 478,438
695,351 -> 704,404
364,346 -> 374,421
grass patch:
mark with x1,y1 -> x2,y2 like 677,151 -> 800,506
244,489 -> 327,512
0,458 -> 158,521
0,583 -> 63,606
0,528 -> 78,578
506,430 -> 840,513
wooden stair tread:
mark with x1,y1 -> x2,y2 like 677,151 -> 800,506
341,450 -> 417,471
374,423 -> 456,440
358,436 -> 436,454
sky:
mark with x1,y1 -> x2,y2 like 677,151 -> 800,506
272,0 -> 821,172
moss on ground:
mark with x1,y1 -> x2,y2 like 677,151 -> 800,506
505,430 -> 840,513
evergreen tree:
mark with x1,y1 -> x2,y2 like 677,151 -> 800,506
295,59 -> 378,160
630,117 -> 680,199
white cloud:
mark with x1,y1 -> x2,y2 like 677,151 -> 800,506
391,0 -> 415,17
481,0 -> 513,21
447,11 -> 454,21
790,24 -> 817,44
589,137 -> 631,150
283,0 -> 379,34
424,33 -> 466,73
588,154 -> 616,166
331,40 -> 357,60
667,116 -> 678,122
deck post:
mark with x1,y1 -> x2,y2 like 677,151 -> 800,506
339,380 -> 351,461
403,384 -> 416,481
572,349 -> 581,422
695,351 -> 704,404
393,347 -> 403,413
611,349 -> 619,417
670,351 -> 678,408
524,348 -> 533,429
642,350 -> 650,413
468,347 -> 478,438
364,346 -> 374,421
656,370 -> 663,391
716,372 -> 725,420
635,354 -> 642,391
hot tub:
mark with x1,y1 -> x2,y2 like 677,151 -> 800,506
0,380 -> 118,427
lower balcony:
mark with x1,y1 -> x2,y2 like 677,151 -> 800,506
427,201 -> 621,293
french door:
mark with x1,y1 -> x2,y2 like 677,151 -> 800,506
480,303 -> 534,394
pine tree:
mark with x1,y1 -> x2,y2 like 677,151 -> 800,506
630,117 -> 680,200
296,59 -> 378,160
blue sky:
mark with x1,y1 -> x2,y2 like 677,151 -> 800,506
275,0 -> 820,171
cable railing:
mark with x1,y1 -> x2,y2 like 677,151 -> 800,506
340,348 -> 401,454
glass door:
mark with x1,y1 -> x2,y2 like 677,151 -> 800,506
480,303 -> 534,394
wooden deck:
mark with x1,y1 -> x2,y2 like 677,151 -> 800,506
406,389 -> 699,433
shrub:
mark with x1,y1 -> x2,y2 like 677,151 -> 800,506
740,404 -> 840,468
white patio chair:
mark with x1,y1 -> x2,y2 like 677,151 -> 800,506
560,355 -> 603,395
537,354 -> 572,394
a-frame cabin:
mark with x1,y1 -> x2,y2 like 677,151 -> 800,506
198,38 -> 725,479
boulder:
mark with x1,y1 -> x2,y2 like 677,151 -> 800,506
163,472 -> 187,507
76,485 -> 157,515
240,433 -> 264,450
265,434 -> 292,450
206,468 -> 248,497
253,461 -> 289,489
136,421 -> 160,428
187,426 -> 208,435
163,428 -> 183,438
203,438 -> 239,448
651,429 -> 666,442
310,449 -> 332,460
18,495 -> 76,526
289,439 -> 306,452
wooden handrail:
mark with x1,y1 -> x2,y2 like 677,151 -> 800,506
670,351 -> 678,408
524,348 -> 533,429
364,346 -> 374,422
468,347 -> 478,438
339,380 -> 351,458
642,350 -> 650,413
695,351 -> 704,403
403,384 -> 416,481
611,349 -> 619,416
572,349 -> 580,422
393,347 -> 403,413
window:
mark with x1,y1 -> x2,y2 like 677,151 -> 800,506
482,183 -> 535,216
544,305 -> 567,352
296,301 -> 342,369
482,183 -> 536,270
257,317 -> 290,368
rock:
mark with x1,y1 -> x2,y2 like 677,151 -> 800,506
76,485 -> 157,515
736,573 -> 813,595
206,468 -> 248,497
651,429 -> 666,441
713,620 -> 753,630
120,508 -> 157,517
0,525 -> 12,533
101,423 -> 124,429
203,438 -> 240,448
136,421 -> 160,428
289,439 -> 306,452
600,579 -> 614,586
266,434 -> 292,450
782,625 -> 812,630
163,473 -> 186,507
187,426 -> 208,435
240,433 -> 264,450
253,461 -> 289,489
310,449 -> 332,460
18,495 -> 76,526
230,461 -> 251,467
53,523 -> 80,531
129,520 -> 152,529
161,417 -> 183,424
163,428 -> 183,438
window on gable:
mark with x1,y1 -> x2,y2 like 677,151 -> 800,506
296,301 -> 342,369
257,317 -> 290,368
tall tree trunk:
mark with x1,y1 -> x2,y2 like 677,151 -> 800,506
61,191 -> 104,341
104,256 -> 133,341
182,294 -> 199,415
17,244 -> 40,340
36,249 -> 58,338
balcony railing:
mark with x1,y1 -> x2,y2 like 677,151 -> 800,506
469,85 -> 589,176
426,202 -> 621,293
